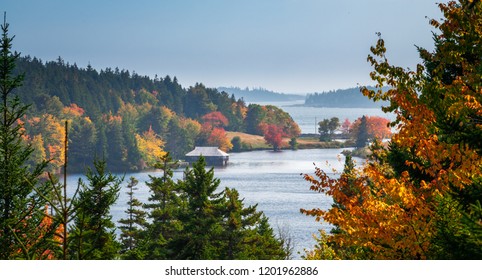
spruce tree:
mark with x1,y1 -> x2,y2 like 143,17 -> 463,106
174,156 -> 225,259
118,177 -> 147,259
143,153 -> 184,259
0,13 -> 55,259
69,159 -> 122,259
217,188 -> 287,259
355,115 -> 369,148
172,156 -> 288,260
217,187 -> 261,259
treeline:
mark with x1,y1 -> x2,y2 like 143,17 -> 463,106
0,18 -> 290,260
12,56 -> 299,172
218,86 -> 303,103
304,86 -> 389,108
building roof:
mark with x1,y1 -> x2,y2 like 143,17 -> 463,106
185,146 -> 229,157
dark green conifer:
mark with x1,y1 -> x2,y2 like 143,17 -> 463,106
355,115 -> 369,148
173,156 -> 224,259
69,159 -> 122,259
0,13 -> 54,259
143,153 -> 184,259
118,177 -> 147,259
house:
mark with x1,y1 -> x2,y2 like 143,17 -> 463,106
185,146 -> 229,166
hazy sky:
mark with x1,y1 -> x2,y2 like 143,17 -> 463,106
3,0 -> 445,93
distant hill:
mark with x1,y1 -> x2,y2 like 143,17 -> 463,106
218,87 -> 304,103
304,86 -> 389,108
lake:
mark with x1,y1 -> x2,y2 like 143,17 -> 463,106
68,148 -> 360,259
66,103 -> 382,259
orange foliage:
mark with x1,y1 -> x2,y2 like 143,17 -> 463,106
201,111 -> 229,128
62,103 -> 85,118
102,113 -> 123,124
351,116 -> 392,140
302,1 -> 482,259
206,127 -> 233,152
14,205 -> 63,259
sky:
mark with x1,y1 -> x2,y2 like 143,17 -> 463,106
3,0 -> 446,94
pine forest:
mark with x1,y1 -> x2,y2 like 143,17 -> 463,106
1,0 -> 482,260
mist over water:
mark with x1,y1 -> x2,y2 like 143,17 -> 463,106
66,104 -> 380,259
68,148 -> 359,259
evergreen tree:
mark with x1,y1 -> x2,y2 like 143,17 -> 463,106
217,187 -> 261,259
0,14 -> 55,259
143,153 -> 184,259
173,156 -> 225,259
170,156 -> 288,260
118,177 -> 147,259
355,115 -> 369,148
217,188 -> 287,259
249,215 -> 287,260
231,136 -> 242,152
69,117 -> 97,171
69,159 -> 122,259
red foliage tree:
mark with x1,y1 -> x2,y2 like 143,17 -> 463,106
201,111 -> 229,128
260,123 -> 285,151
340,118 -> 351,136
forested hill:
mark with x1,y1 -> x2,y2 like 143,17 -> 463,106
218,86 -> 304,103
14,56 -> 222,121
12,56 -> 299,172
304,87 -> 389,108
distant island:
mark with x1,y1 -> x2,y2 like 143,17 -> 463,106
304,86 -> 390,108
218,86 -> 304,103
220,86 -> 389,108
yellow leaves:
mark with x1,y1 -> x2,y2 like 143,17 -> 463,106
301,0 -> 482,260
136,127 -> 166,167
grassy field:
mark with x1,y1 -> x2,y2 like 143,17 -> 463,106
226,131 -> 346,151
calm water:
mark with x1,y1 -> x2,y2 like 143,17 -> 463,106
66,103 -> 379,259
67,148 -> 359,259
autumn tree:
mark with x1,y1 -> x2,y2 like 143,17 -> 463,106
260,123 -> 285,151
198,111 -> 232,151
340,118 -> 351,136
135,126 -> 166,167
206,127 -> 233,151
202,111 -> 229,128
0,14 -> 56,259
350,115 -> 392,146
302,0 -> 482,260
